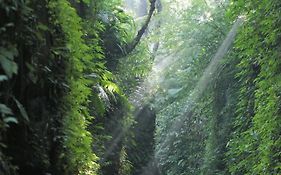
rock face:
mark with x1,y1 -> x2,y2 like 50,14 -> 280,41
127,104 -> 159,175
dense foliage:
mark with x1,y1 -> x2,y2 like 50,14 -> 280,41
0,0 -> 144,174
0,0 -> 280,175
153,0 -> 281,175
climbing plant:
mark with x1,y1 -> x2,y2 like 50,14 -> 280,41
226,1 -> 281,174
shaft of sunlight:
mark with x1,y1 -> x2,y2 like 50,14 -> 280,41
140,16 -> 245,174
101,52 -> 180,162
102,15 -> 244,167
104,1 -> 245,168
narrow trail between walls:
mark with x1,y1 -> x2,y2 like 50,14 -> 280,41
103,14 -> 244,174
144,17 -> 244,174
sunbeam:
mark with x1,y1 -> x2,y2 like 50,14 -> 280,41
1,0 -> 279,174
101,14 -> 244,172
140,16 -> 244,174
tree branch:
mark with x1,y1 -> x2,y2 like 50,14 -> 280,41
124,0 -> 157,55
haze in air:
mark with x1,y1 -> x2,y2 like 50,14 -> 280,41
0,0 -> 280,175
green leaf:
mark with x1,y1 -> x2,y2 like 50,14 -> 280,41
13,98 -> 29,122
3,117 -> 18,124
0,47 -> 16,59
37,23 -> 49,31
0,47 -> 18,78
0,104 -> 13,115
0,143 -> 7,148
0,75 -> 8,81
0,55 -> 18,78
103,81 -> 120,93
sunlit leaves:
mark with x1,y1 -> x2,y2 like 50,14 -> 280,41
49,0 -> 100,174
117,40 -> 152,94
226,0 -> 281,174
